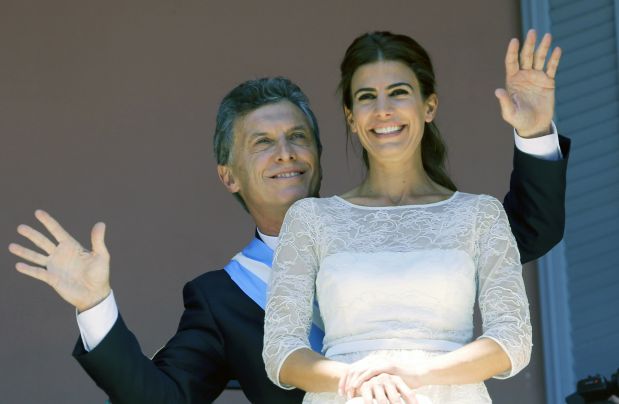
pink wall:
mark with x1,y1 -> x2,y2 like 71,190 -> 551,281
0,1 -> 545,402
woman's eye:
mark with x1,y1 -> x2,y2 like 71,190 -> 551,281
390,88 -> 409,96
357,93 -> 376,101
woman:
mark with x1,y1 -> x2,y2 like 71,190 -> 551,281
263,30 -> 560,403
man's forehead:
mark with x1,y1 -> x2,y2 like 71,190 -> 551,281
236,101 -> 310,139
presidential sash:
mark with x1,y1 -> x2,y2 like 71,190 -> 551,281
224,236 -> 325,353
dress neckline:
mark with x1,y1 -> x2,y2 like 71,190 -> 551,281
333,191 -> 459,210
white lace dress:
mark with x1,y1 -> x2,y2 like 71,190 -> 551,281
263,193 -> 532,403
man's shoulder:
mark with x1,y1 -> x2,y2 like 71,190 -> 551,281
187,269 -> 236,293
184,269 -> 261,310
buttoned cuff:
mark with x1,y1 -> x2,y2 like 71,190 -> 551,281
76,290 -> 118,352
514,121 -> 562,161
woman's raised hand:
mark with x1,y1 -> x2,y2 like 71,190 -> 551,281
495,29 -> 562,138
8,210 -> 111,312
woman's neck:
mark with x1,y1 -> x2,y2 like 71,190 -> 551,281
343,156 -> 452,206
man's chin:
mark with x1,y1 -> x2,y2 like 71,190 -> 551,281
277,189 -> 313,208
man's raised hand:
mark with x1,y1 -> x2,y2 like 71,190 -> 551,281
495,29 -> 562,138
8,210 -> 111,312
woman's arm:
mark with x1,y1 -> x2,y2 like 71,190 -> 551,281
262,198 -> 348,392
279,348 -> 348,392
413,196 -> 531,385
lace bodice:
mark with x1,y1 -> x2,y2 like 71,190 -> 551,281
263,192 -> 531,393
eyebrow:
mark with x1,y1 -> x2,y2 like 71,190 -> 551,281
247,125 -> 308,140
353,82 -> 415,98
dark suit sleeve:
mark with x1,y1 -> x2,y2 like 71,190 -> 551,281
503,135 -> 571,264
73,280 -> 231,404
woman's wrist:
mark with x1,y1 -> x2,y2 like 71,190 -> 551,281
397,360 -> 430,389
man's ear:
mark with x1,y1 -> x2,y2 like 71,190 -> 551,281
344,106 -> 356,133
217,165 -> 241,194
425,94 -> 439,123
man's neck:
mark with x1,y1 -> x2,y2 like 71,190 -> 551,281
256,228 -> 279,251
249,207 -> 285,236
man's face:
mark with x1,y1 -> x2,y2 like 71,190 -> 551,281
218,100 -> 321,219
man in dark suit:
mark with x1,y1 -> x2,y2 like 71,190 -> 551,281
9,39 -> 569,402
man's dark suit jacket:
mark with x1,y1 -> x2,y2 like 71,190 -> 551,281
73,138 -> 570,404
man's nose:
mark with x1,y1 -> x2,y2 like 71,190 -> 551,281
275,139 -> 296,161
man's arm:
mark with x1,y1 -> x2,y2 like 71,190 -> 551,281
494,30 -> 568,263
504,131 -> 571,264
73,280 -> 231,404
8,210 -> 230,403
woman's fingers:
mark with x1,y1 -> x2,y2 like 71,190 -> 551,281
546,46 -> 562,79
393,376 -> 417,404
359,382 -> 374,404
338,372 -> 346,396
8,243 -> 48,267
16,224 -> 56,254
383,379 -> 402,403
34,210 -> 74,244
351,374 -> 417,404
371,381 -> 388,404
519,29 -> 536,69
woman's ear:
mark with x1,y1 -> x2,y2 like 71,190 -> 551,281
344,106 -> 356,133
217,165 -> 241,194
424,94 -> 439,123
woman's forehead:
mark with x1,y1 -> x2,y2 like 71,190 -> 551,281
351,60 -> 419,90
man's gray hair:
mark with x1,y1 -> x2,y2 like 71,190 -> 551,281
213,77 -> 322,165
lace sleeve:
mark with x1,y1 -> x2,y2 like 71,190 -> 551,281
475,195 -> 532,379
263,198 -> 320,389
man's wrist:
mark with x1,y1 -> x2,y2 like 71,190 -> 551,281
513,121 -> 561,160
76,290 -> 118,351
515,123 -> 553,138
76,287 -> 112,313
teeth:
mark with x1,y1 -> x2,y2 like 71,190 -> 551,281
374,125 -> 403,134
274,172 -> 301,178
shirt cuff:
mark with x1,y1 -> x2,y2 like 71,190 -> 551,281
514,121 -> 562,161
76,290 -> 118,352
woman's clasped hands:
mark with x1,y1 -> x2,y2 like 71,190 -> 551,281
338,356 -> 431,404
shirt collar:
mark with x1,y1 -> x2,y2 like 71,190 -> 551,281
256,228 -> 279,251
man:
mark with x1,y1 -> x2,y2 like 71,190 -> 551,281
9,73 -> 569,403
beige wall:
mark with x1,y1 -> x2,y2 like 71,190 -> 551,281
0,1 -> 546,402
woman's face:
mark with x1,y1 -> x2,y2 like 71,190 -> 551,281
346,60 -> 437,165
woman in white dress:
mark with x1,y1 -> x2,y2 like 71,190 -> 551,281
263,30 -> 561,403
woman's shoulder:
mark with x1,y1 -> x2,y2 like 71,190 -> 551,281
290,196 -> 344,209
454,193 -> 508,229
453,191 -> 503,207
286,196 -> 337,218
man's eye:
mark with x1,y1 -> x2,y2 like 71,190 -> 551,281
291,132 -> 306,139
255,138 -> 272,145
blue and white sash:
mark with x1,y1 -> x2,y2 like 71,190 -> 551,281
224,237 -> 325,353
